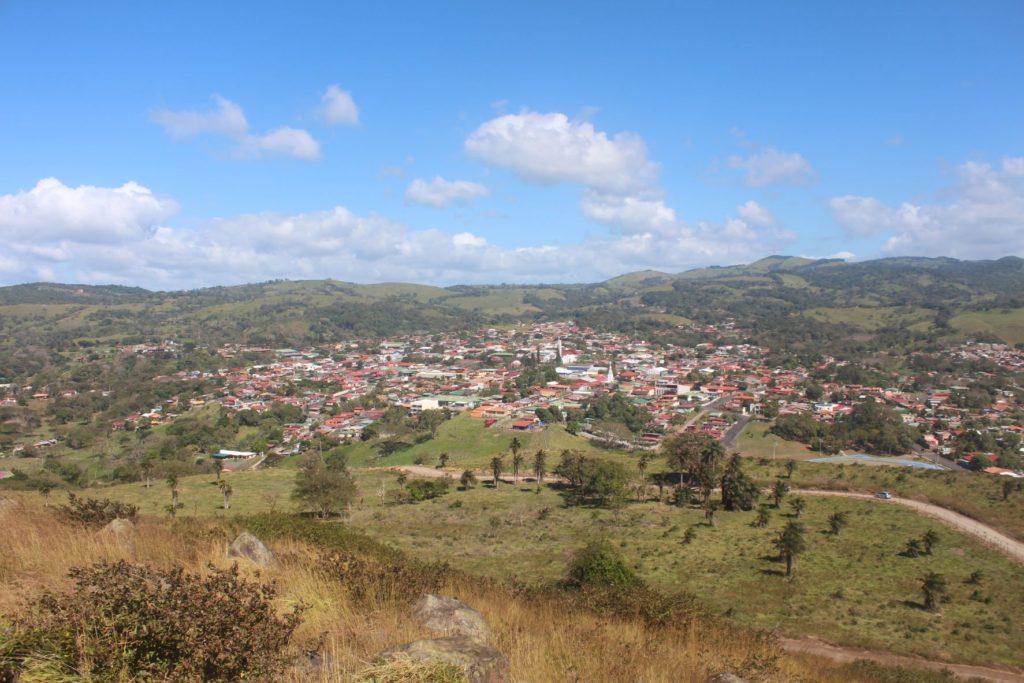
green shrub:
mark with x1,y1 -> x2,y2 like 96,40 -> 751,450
405,478 -> 451,502
57,492 -> 137,526
0,561 -> 301,681
565,540 -> 642,589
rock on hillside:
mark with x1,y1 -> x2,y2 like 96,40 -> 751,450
413,594 -> 492,643
227,531 -> 276,567
378,636 -> 509,683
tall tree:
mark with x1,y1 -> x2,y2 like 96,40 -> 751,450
219,480 -> 233,510
509,436 -> 522,462
511,450 -> 524,485
213,458 -> 223,482
772,479 -> 790,508
661,432 -> 724,501
636,451 -> 651,501
291,452 -> 357,519
490,456 -> 503,488
922,529 -> 939,555
920,572 -> 947,611
533,449 -> 547,492
720,454 -> 760,511
166,473 -> 180,512
774,521 -> 806,577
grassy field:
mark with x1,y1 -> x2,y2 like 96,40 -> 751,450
90,467 -> 300,517
341,413 -> 635,469
734,421 -> 819,460
743,459 -> 1024,542
34,459 -> 1024,668
950,308 -> 1024,345
339,475 -> 1024,667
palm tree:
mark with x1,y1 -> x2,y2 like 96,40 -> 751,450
438,452 -> 450,469
213,458 -> 223,482
789,496 -> 806,518
774,521 -> 806,578
922,529 -> 939,555
636,452 -> 651,502
460,469 -> 477,490
920,572 -> 947,611
490,456 -> 503,488
219,480 -> 232,510
532,450 -> 546,492
509,436 -> 522,463
511,451 -> 524,486
827,511 -> 849,535
754,505 -> 771,528
772,479 -> 790,508
140,460 -> 153,488
904,538 -> 923,557
166,473 -> 179,510
785,460 -> 796,479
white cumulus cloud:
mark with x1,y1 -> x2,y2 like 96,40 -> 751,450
830,157 -> 1024,258
0,178 -> 178,243
0,177 -> 797,287
728,147 -> 814,187
238,127 -> 321,161
736,200 -> 775,227
465,110 -> 657,193
152,95 -> 320,161
580,190 -> 678,235
320,85 -> 359,126
405,177 -> 490,208
151,95 -> 248,139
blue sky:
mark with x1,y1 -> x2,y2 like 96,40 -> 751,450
1,1 -> 1022,288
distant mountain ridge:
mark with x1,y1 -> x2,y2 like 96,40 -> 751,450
1,255 -> 1023,355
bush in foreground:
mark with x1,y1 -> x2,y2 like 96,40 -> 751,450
57,492 -> 137,526
0,561 -> 301,681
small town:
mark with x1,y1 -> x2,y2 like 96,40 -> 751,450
5,321 -> 1016,479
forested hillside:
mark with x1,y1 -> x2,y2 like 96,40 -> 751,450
2,255 -> 1023,368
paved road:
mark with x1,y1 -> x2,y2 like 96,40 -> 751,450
793,488 -> 1024,565
780,638 -> 1024,682
720,413 -> 752,450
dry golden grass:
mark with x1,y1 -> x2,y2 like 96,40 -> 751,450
0,493 -> 925,682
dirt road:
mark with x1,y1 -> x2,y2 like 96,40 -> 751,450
780,638 -> 1024,682
793,489 -> 1024,565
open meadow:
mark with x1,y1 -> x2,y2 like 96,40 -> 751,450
83,463 -> 1024,669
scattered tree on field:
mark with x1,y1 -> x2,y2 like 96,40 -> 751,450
920,571 -> 947,611
490,456 -> 503,488
774,521 -> 806,577
533,450 -> 546,492
827,510 -> 849,535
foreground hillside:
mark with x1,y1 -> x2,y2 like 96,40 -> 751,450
72,459 -> 1024,673
0,497 -> 955,682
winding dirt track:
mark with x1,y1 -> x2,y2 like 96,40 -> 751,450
792,489 -> 1024,565
382,465 -> 1024,680
780,638 -> 1024,682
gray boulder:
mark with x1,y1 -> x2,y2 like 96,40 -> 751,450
227,531 -> 276,567
378,636 -> 509,683
413,594 -> 492,643
708,673 -> 749,683
99,517 -> 138,555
